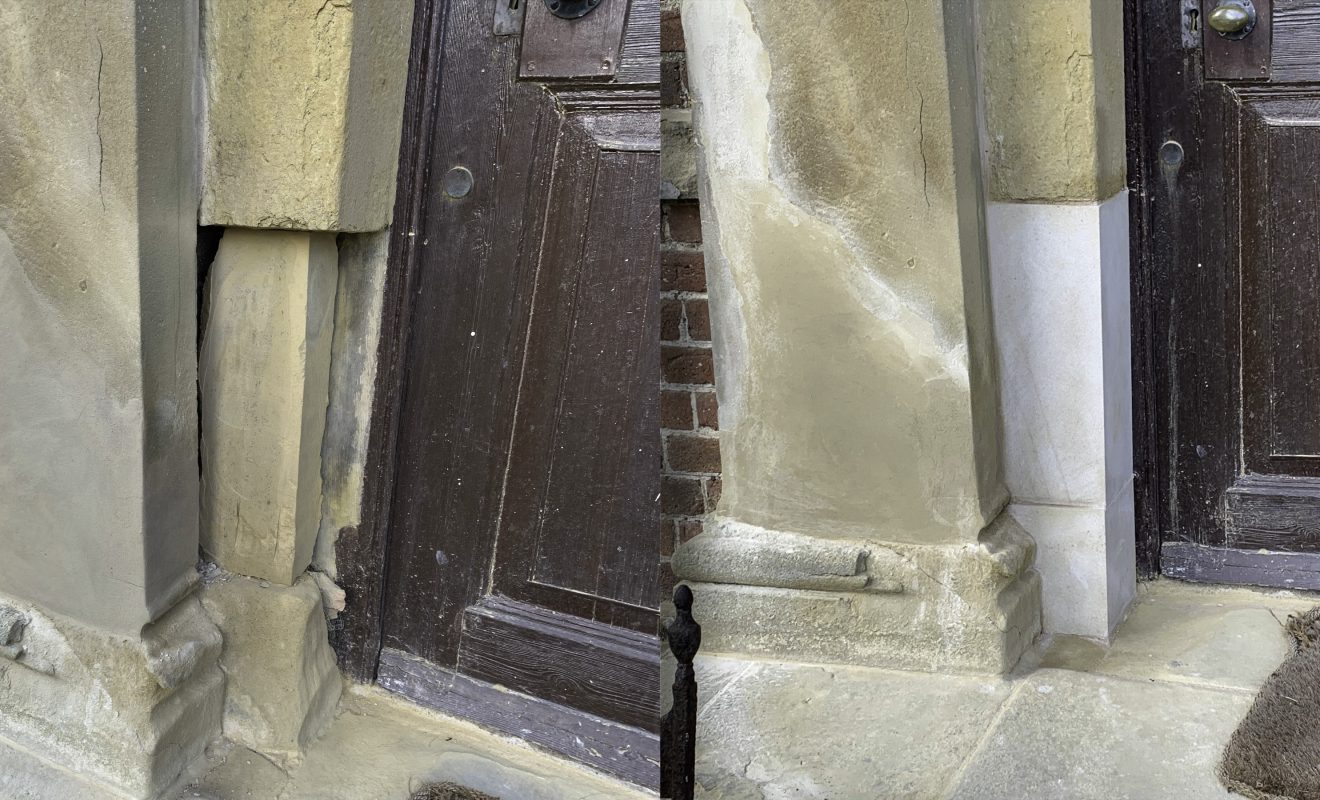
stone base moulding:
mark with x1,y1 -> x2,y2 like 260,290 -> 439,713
0,592 -> 225,799
672,518 -> 1043,674
200,572 -> 343,768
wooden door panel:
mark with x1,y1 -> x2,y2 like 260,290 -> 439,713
369,0 -> 660,776
1143,2 -> 1320,585
497,112 -> 660,630
1241,95 -> 1320,470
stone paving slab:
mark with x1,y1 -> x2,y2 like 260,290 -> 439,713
692,661 -> 1014,800
185,686 -> 651,800
1039,581 -> 1317,691
947,669 -> 1250,800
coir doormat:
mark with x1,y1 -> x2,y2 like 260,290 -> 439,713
1220,608 -> 1320,800
409,782 -> 500,800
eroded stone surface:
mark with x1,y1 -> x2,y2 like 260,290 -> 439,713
200,574 -> 342,766
200,0 -> 413,231
314,230 -> 390,577
201,229 -> 338,586
676,517 -> 1042,673
0,592 -> 224,799
979,0 -> 1126,201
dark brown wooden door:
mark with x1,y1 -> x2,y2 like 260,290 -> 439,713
1138,1 -> 1320,587
366,0 -> 659,783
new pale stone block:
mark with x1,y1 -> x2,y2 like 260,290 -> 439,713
200,0 -> 413,231
989,193 -> 1135,639
201,229 -> 338,585
200,574 -> 342,766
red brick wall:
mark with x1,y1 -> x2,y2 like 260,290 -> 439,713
660,0 -> 719,596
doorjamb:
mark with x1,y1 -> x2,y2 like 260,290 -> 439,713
1125,0 -> 1164,579
333,0 -> 443,682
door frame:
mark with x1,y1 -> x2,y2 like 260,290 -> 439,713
1124,0 -> 1163,579
333,0 -> 440,684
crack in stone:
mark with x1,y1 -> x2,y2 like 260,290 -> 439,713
901,0 -> 930,208
95,33 -> 105,211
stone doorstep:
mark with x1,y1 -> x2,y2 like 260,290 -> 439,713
185,686 -> 656,800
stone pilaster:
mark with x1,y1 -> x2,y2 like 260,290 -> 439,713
0,2 -> 225,794
676,0 -> 1042,672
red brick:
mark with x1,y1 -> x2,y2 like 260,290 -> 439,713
667,434 -> 721,474
661,56 -> 688,107
661,518 -> 677,557
661,298 -> 684,342
659,561 -> 677,599
660,8 -> 685,52
684,299 -> 710,341
662,345 -> 714,385
661,250 -> 706,292
663,202 -> 702,244
662,476 -> 705,516
704,477 -> 723,512
661,390 -> 694,430
677,519 -> 704,544
695,390 -> 719,429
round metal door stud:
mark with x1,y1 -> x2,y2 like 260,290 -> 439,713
1159,140 -> 1185,168
441,166 -> 473,198
1207,0 -> 1256,39
544,0 -> 602,20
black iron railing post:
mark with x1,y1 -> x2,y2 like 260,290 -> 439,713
661,584 -> 700,800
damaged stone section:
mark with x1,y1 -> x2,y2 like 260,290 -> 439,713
200,0 -> 414,231
200,573 -> 342,767
672,519 -> 902,594
674,516 -> 1042,674
0,593 -> 224,799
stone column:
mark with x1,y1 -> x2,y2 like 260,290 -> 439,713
0,1 -> 224,796
980,0 -> 1136,640
673,0 -> 1042,672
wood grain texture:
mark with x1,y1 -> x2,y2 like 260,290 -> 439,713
336,0 -> 661,743
1272,0 -> 1320,81
378,648 -> 660,790
457,597 -> 660,732
1133,13 -> 1320,583
1162,542 -> 1320,589
1227,476 -> 1320,549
